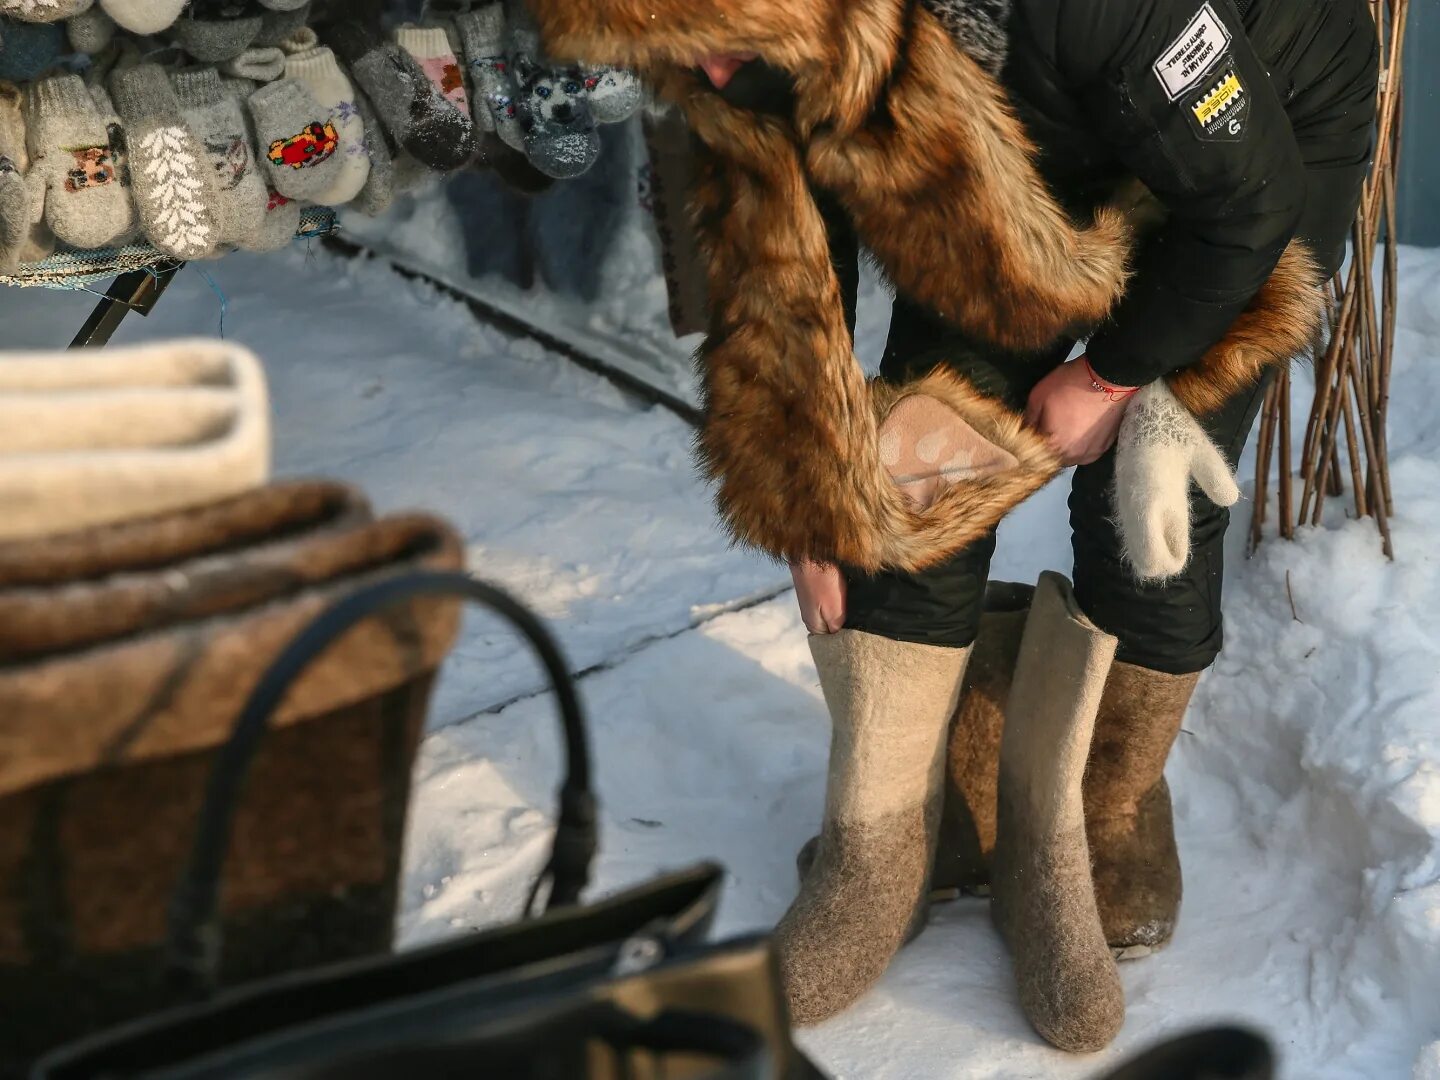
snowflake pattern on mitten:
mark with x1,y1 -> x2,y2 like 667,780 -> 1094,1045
1113,380 -> 1241,582
138,125 -> 212,256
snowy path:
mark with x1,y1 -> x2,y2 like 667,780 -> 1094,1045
0,247 -> 782,728
6,239 -> 1438,1076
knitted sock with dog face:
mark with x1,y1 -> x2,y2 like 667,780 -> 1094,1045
172,67 -> 266,248
25,73 -> 136,249
245,76 -> 339,201
328,19 -> 473,171
506,4 -> 597,179
109,64 -> 218,258
283,46 -> 368,206
991,571 -> 1125,1053
775,630 -> 970,1025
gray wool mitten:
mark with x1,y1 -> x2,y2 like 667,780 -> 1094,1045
220,73 -> 257,97
109,63 -> 219,258
0,0 -> 92,23
350,86 -> 392,217
252,1 -> 307,47
217,77 -> 295,250
25,73 -> 137,249
253,182 -> 298,248
454,4 -> 518,146
328,19 -> 474,172
506,5 -> 599,179
80,34 -> 141,88
0,86 -> 32,271
0,152 -> 30,271
172,67 -> 266,249
86,81 -> 140,243
283,45 -> 368,206
0,80 -> 53,268
245,75 -> 340,201
169,5 -> 263,63
66,4 -> 114,51
221,46 -> 286,82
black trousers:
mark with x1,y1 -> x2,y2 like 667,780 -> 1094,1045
840,152 -> 1372,675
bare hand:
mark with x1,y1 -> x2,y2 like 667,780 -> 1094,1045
791,561 -> 847,634
1025,356 -> 1138,466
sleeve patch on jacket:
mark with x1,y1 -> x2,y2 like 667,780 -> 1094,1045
1153,3 -> 1232,101
1184,63 -> 1248,142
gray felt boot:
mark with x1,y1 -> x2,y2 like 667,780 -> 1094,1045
775,630 -> 969,1026
991,571 -> 1125,1053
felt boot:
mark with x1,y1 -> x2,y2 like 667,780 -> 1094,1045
1085,661 -> 1198,957
775,629 -> 969,1025
991,571 -> 1124,1053
795,580 -> 1032,902
933,578 -> 1033,897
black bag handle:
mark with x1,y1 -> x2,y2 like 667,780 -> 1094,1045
166,570 -> 599,995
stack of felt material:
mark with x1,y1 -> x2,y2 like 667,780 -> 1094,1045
0,342 -> 466,1070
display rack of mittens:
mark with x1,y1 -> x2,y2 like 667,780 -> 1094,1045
0,0 -> 644,282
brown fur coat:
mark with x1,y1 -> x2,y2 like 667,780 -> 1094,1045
532,0 -> 1325,573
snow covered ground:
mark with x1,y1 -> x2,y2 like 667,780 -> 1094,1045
5,216 -> 1438,1077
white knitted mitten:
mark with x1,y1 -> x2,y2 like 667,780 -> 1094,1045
1113,380 -> 1240,581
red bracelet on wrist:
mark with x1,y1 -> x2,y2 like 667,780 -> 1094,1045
1083,358 -> 1139,403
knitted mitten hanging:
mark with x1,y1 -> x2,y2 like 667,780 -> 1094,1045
327,18 -> 475,172
454,3 -> 523,150
505,0 -> 596,179
25,73 -> 137,249
109,64 -> 219,258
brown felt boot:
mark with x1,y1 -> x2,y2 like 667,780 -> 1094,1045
991,571 -> 1124,1053
796,580 -> 1033,901
775,630 -> 969,1026
1085,662 -> 1199,958
934,579 -> 1033,897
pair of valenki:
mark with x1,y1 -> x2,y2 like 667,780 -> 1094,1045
0,345 -> 465,1071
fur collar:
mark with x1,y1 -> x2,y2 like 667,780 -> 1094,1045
531,0 -> 1323,573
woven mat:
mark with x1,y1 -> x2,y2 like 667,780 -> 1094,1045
0,207 -> 339,290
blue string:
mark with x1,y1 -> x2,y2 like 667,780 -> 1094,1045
195,268 -> 229,340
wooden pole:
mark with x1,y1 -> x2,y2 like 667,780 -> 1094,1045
1252,0 -> 1402,558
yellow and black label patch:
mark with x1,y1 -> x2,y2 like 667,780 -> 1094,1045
1185,62 -> 1248,143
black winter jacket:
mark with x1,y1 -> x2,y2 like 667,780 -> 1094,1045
1003,0 -> 1378,385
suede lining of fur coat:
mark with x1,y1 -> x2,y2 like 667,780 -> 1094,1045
533,0 -> 1325,573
